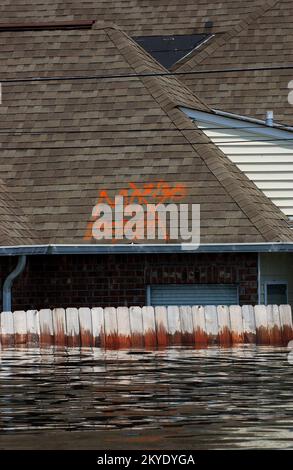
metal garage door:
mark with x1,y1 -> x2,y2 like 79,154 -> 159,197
148,284 -> 238,306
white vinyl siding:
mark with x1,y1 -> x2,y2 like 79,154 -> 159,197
149,284 -> 238,306
195,121 -> 293,219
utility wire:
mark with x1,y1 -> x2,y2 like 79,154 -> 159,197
1,138 -> 293,150
1,64 -> 293,83
0,125 -> 292,134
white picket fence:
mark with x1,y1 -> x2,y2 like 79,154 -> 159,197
0,305 -> 292,348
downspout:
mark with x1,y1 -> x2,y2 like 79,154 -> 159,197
2,255 -> 27,311
258,252 -> 261,304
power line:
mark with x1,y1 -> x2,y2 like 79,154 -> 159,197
1,137 -> 293,151
0,124 -> 292,134
0,126 -> 292,136
0,127 -> 256,134
1,64 -> 293,84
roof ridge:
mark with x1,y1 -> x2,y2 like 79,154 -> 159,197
173,0 -> 280,72
106,27 -> 293,243
106,26 -> 211,113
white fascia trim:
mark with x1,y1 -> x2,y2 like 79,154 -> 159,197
180,107 -> 293,140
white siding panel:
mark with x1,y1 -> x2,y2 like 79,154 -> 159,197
257,182 -> 293,189
244,173 -> 293,181
196,120 -> 293,219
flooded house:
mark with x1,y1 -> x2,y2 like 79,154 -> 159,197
0,2 -> 292,346
2,1 -> 293,453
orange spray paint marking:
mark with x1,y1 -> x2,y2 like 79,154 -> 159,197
84,180 -> 187,241
128,182 -> 155,205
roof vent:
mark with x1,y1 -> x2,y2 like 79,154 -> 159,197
266,111 -> 274,126
204,20 -> 213,29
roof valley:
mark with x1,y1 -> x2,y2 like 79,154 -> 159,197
108,26 -> 293,243
173,0 -> 280,71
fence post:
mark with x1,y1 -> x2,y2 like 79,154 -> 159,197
117,306 -> 131,348
217,305 -> 231,346
154,306 -> 168,346
242,305 -> 256,344
66,308 -> 80,347
205,306 -> 219,344
229,305 -> 244,344
39,309 -> 54,345
53,308 -> 67,346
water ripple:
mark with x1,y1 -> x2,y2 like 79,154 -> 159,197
0,345 -> 292,449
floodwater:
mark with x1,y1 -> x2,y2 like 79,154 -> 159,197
0,345 -> 293,450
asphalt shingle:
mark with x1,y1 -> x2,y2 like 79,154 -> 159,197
0,20 -> 291,246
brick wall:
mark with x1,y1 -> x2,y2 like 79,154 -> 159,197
0,253 -> 258,310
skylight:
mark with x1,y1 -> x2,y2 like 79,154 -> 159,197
133,34 -> 211,69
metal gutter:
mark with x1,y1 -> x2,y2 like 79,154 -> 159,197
258,252 -> 262,304
180,106 -> 293,139
1,243 -> 293,255
50,243 -> 293,254
0,245 -> 48,256
212,109 -> 293,132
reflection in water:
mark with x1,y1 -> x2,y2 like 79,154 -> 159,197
0,346 -> 292,449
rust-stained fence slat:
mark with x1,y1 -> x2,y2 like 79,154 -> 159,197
267,305 -> 282,345
192,306 -> 207,345
217,305 -> 231,346
79,308 -> 93,347
155,306 -> 168,346
167,306 -> 181,345
229,305 -> 244,344
91,307 -> 104,347
180,306 -> 194,344
66,308 -> 80,347
142,306 -> 157,347
39,309 -> 54,345
53,308 -> 67,346
13,310 -> 27,345
129,306 -> 144,347
0,311 -> 14,346
279,304 -> 293,345
204,306 -> 218,344
0,304 -> 292,348
117,307 -> 131,348
255,305 -> 270,344
242,305 -> 256,344
26,310 -> 39,344
103,307 -> 118,348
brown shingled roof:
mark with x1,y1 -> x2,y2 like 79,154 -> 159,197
1,1 -> 292,126
0,1 -> 266,35
176,0 -> 293,126
0,179 -> 38,245
0,21 -> 291,246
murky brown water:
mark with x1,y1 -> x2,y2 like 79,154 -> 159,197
0,345 -> 292,449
